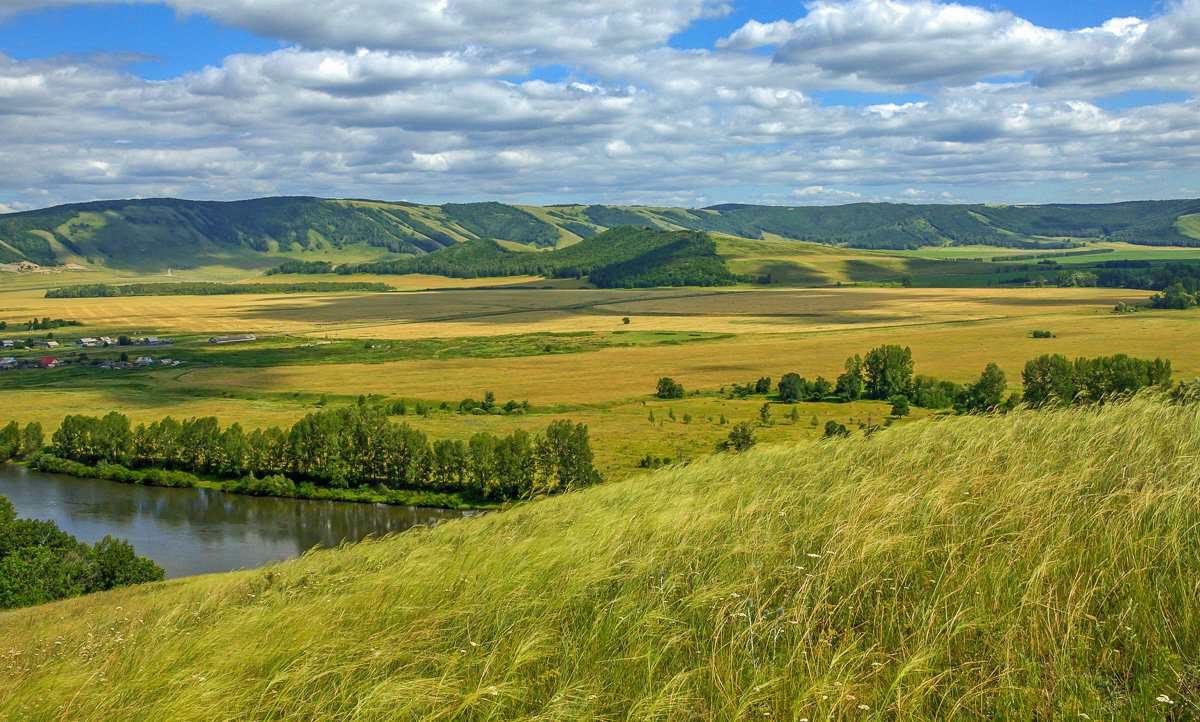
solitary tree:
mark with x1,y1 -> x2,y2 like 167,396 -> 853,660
655,377 -> 685,399
889,395 -> 911,417
722,423 -> 755,452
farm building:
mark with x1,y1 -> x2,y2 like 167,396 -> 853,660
208,334 -> 256,344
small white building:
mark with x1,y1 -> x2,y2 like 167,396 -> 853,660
208,334 -> 257,344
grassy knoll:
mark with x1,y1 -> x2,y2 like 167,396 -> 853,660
2,397 -> 1197,719
716,236 -> 1003,285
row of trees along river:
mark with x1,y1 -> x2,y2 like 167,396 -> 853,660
20,406 -> 600,504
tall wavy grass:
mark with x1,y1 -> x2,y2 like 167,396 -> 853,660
2,397 -> 1198,720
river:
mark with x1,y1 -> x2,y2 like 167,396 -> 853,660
0,464 -> 473,579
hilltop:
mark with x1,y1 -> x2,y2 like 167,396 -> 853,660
2,397 -> 1197,719
2,196 -> 1198,272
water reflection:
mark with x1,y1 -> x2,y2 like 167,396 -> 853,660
0,464 -> 472,578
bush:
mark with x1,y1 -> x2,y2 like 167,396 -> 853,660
823,420 -> 850,438
720,423 -> 755,452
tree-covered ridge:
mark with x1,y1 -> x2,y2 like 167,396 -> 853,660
3,196 -> 1199,268
441,202 -> 562,248
338,228 -> 739,288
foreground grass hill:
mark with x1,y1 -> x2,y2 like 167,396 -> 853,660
3,196 -> 1198,270
2,398 -> 1199,719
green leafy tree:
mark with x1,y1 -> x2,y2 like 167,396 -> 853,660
21,422 -> 44,456
959,363 -> 1007,413
0,421 -> 20,461
863,345 -> 914,400
889,395 -> 911,417
759,403 -> 772,425
777,372 -> 804,402
836,354 -> 865,401
655,377 -> 685,399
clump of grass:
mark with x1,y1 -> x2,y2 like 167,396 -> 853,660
2,396 -> 1198,719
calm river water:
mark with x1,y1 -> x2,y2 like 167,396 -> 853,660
0,464 -> 472,578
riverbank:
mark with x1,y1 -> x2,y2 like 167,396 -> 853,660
0,464 -> 475,579
19,455 -> 503,511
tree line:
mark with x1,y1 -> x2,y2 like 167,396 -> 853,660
43,406 -> 600,503
45,281 -> 391,298
659,344 -> 1174,419
1,495 -> 163,610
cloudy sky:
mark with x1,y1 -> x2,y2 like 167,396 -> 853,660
0,0 -> 1197,212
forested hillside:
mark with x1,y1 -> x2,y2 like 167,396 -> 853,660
2,196 -> 1198,270
339,228 -> 740,288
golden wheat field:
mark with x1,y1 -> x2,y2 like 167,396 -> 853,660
2,279 -> 1193,480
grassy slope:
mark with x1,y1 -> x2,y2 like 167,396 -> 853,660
5,197 -> 1200,274
3,398 -> 1198,720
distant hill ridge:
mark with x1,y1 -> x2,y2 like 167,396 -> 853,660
331,228 -> 740,288
1,195 -> 1198,270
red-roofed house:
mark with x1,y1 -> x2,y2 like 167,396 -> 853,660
40,357 -> 60,368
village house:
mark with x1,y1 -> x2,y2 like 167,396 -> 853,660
32,339 -> 60,349
39,357 -> 60,369
0,357 -> 17,369
134,355 -> 154,365
208,334 -> 256,344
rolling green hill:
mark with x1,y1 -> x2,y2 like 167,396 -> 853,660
2,196 -> 1198,272
339,227 -> 740,288
3,397 -> 1198,719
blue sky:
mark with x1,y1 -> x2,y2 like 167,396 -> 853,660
0,0 -> 1196,210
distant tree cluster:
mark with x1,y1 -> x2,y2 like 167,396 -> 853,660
2,317 -> 82,331
0,495 -> 163,610
46,408 -> 600,502
753,344 -> 1013,417
265,260 -> 335,275
1148,283 -> 1197,310
1085,261 -> 1200,294
45,281 -> 390,298
1021,354 -> 1172,406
